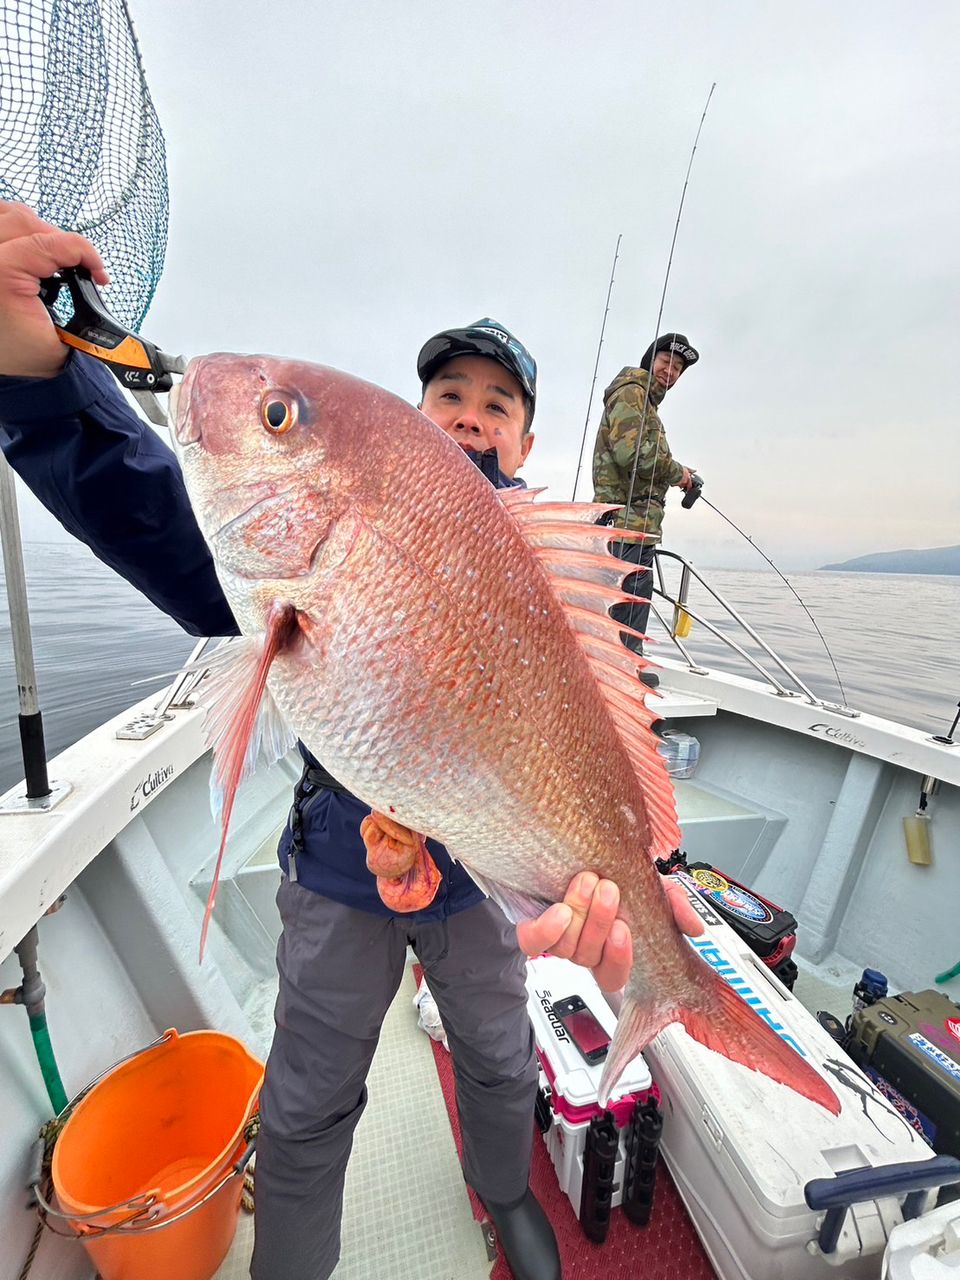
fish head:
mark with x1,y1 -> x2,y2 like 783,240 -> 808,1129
170,352 -> 438,586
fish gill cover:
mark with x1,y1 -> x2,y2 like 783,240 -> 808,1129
0,0 -> 168,331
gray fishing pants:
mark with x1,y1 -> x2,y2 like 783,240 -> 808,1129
249,879 -> 537,1280
610,538 -> 656,651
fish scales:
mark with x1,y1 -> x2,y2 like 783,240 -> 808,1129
234,377 -> 660,892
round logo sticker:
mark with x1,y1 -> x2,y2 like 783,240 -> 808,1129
689,868 -> 773,923
946,1018 -> 960,1046
690,869 -> 728,894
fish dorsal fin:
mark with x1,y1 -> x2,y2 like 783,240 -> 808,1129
497,486 -> 546,510
195,603 -> 299,960
533,546 -> 637,589
563,606 -> 647,659
505,496 -> 681,858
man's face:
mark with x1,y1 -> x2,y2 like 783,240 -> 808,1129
651,351 -> 686,391
420,353 -> 534,479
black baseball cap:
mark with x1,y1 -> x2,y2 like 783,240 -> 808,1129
417,318 -> 538,422
639,332 -> 699,372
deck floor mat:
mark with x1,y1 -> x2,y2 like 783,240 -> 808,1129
412,965 -> 718,1280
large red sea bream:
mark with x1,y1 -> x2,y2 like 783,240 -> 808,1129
170,352 -> 838,1113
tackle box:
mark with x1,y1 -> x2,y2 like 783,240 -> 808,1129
662,851 -> 799,988
524,955 -> 660,1241
846,989 -> 960,1161
643,884 -> 960,1279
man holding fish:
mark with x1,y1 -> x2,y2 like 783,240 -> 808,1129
4,203 -> 841,1280
0,201 -> 715,1280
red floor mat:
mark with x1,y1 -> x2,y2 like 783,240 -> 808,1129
412,967 -> 717,1279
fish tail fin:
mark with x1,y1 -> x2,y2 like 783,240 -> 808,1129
598,976 -> 840,1115
678,973 -> 840,1114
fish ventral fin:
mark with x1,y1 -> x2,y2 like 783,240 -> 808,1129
503,494 -> 681,859
196,603 -> 300,961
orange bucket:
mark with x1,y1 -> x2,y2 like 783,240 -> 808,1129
51,1028 -> 263,1280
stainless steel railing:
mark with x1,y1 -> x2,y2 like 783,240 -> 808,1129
648,548 -> 858,717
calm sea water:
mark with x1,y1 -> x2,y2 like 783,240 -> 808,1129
2,540 -> 959,794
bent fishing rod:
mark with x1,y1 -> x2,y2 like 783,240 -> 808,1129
622,82 -> 715,530
680,477 -> 848,708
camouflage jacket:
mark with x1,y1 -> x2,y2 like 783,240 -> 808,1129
591,367 -> 685,541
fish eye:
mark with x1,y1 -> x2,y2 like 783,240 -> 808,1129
260,391 -> 298,435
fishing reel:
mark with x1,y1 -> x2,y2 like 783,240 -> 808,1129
681,473 -> 704,509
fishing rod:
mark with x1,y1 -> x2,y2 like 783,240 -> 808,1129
576,83 -> 850,708
572,233 -> 621,501
683,478 -> 849,708
622,82 -> 715,530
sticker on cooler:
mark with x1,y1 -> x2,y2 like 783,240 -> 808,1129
687,935 -> 808,1058
680,867 -> 773,924
946,1017 -> 960,1046
908,1032 -> 960,1082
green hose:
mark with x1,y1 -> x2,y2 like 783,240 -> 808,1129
936,961 -> 960,985
29,1011 -> 68,1115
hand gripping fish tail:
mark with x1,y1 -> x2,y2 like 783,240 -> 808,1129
599,969 -> 841,1115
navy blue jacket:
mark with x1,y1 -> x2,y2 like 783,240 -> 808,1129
0,352 -> 524,921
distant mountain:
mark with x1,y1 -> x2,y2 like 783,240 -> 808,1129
820,545 -> 960,575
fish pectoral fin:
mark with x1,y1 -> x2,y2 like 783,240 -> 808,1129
457,861 -> 553,926
195,603 -> 300,961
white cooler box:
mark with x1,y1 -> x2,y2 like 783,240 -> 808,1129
644,887 -> 960,1280
525,954 -> 658,1236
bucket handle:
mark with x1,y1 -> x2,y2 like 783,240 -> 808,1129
30,1028 -> 258,1239
53,1028 -> 177,1124
33,1137 -> 256,1238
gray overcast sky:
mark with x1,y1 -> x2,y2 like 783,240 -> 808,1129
12,0 -> 960,568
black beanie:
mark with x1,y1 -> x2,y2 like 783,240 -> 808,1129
639,333 -> 699,372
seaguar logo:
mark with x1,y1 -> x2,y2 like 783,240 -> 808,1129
534,989 -> 569,1043
689,938 -> 807,1058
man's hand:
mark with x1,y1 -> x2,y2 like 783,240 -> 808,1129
0,201 -> 109,379
516,870 -> 704,993
678,466 -> 697,490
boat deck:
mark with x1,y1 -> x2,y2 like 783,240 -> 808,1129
4,649 -> 959,1278
210,955 -> 846,1280
216,959 -> 493,1280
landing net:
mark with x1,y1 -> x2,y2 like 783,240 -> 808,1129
0,0 -> 168,330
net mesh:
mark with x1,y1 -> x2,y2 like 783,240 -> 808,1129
0,0 -> 168,331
